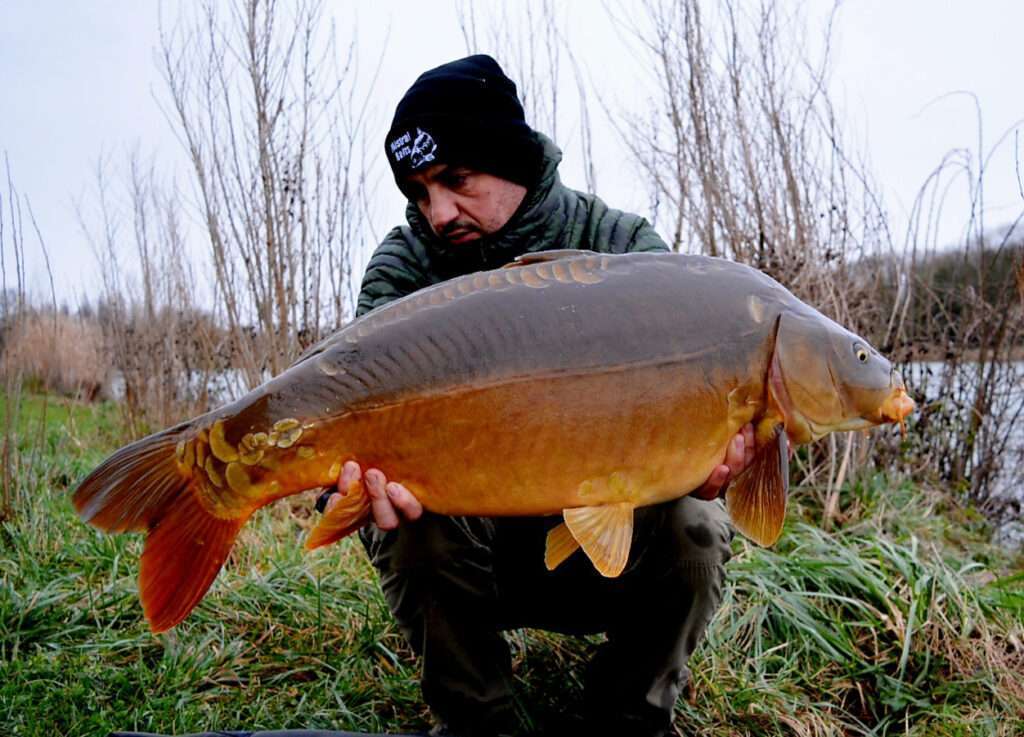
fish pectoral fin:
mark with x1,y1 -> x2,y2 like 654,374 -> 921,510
305,476 -> 372,550
562,502 -> 635,578
544,522 -> 582,570
503,249 -> 592,268
725,426 -> 789,547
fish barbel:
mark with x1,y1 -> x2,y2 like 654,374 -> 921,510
73,251 -> 914,632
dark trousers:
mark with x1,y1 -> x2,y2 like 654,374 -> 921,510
359,497 -> 733,737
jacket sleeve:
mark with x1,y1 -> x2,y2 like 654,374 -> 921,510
626,219 -> 671,254
576,189 -> 670,255
356,228 -> 431,317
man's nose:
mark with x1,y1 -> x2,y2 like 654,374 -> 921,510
427,190 -> 459,233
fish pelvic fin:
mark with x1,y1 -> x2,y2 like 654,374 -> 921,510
725,426 -> 789,547
563,502 -> 635,578
305,476 -> 371,550
71,423 -> 250,632
141,489 -> 247,633
544,522 -> 581,571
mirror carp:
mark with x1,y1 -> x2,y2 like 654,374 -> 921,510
73,251 -> 914,632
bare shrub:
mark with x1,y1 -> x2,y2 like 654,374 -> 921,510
157,0 -> 374,388
457,0 -> 599,193
616,1 -> 893,313
78,152 -> 229,436
2,311 -> 106,399
1,155 -> 60,520
614,0 -> 1023,515
613,0 -> 899,513
884,104 -> 1024,506
67,0 -> 376,436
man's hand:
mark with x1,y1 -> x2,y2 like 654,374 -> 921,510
319,460 -> 423,530
690,423 -> 755,501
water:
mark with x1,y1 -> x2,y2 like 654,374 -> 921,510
106,368 -> 254,407
904,360 -> 1024,505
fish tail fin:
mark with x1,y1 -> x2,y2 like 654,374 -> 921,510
73,424 -> 192,533
140,489 -> 247,632
305,479 -> 372,550
72,424 -> 248,632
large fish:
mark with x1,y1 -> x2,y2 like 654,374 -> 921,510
73,251 -> 914,632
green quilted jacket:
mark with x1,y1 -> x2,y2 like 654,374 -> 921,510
356,134 -> 668,317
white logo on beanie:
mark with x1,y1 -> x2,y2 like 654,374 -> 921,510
410,128 -> 437,168
390,127 -> 438,169
389,130 -> 411,158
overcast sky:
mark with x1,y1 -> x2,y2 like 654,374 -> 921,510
2,1 -> 1023,305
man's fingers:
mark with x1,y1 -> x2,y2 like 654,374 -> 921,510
386,482 -> 424,521
694,425 -> 756,502
693,465 -> 729,500
724,433 -> 745,476
742,423 -> 756,466
321,460 -> 362,514
365,468 -> 400,530
324,491 -> 342,513
321,460 -> 423,528
338,460 -> 361,494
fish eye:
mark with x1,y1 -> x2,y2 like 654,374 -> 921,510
853,343 -> 869,363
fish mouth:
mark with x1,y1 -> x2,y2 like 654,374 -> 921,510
879,389 -> 915,423
878,386 -> 915,437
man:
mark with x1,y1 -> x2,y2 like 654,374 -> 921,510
318,55 -> 753,737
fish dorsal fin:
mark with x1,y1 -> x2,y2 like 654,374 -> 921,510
503,249 -> 593,268
725,427 -> 789,547
544,522 -> 581,570
562,502 -> 635,577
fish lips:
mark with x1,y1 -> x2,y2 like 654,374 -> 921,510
878,389 -> 915,424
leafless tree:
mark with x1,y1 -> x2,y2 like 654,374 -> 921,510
0,156 -> 59,520
892,99 -> 1024,508
457,0 -> 599,193
78,152 -> 219,433
158,0 -> 377,387
612,0 -> 901,512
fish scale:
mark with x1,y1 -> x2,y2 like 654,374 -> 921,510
72,250 -> 914,632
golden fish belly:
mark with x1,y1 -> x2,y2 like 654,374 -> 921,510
335,361 -> 757,515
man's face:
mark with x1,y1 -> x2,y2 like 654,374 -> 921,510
404,163 -> 527,245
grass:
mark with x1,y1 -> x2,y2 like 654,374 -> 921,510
1,392 -> 1022,736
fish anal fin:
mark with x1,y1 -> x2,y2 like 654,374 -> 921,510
305,479 -> 372,550
725,427 -> 789,547
140,485 -> 247,633
544,522 -> 581,571
503,249 -> 592,268
563,502 -> 634,578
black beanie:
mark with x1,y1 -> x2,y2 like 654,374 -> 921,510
385,55 -> 543,198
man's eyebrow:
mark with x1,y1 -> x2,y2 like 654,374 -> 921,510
424,165 -> 450,183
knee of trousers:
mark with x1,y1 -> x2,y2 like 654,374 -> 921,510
361,512 -> 497,579
658,496 -> 734,570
